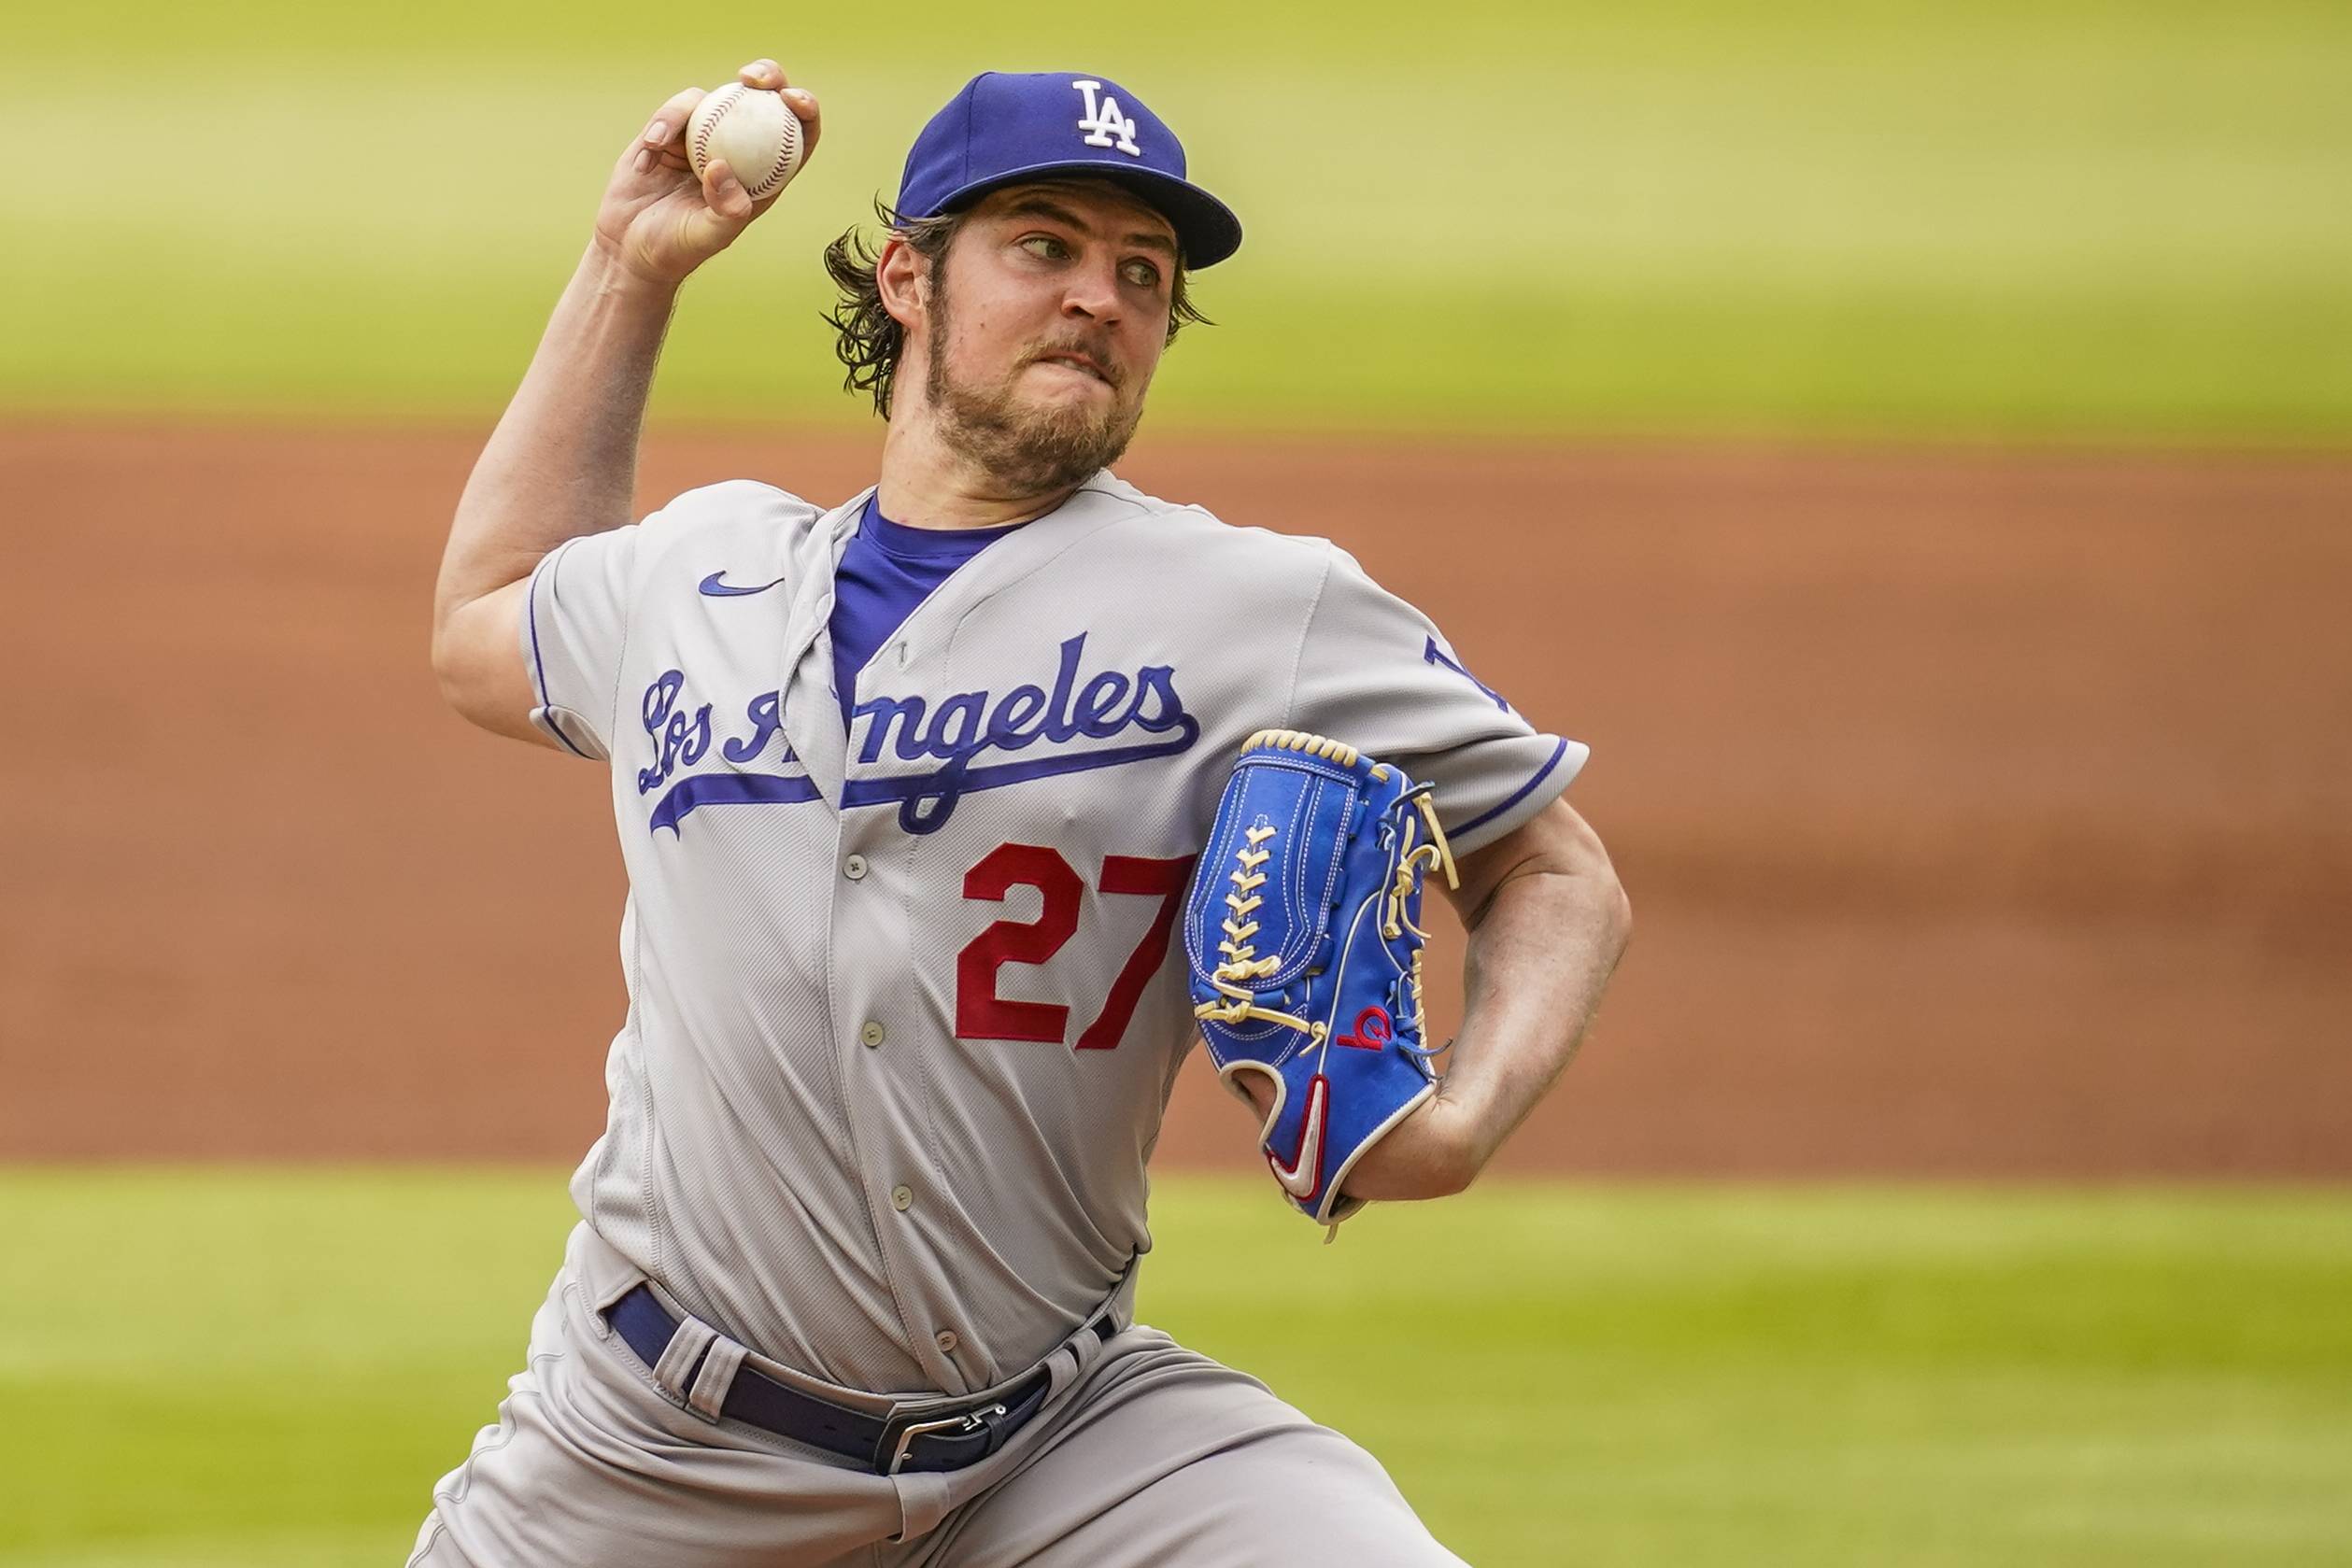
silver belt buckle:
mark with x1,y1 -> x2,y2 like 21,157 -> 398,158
884,1403 -> 1007,1476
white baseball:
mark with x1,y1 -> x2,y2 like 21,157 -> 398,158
687,84 -> 805,202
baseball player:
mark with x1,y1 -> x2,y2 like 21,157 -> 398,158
418,59 -> 1630,1567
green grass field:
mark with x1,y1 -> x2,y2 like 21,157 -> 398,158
3,0 -> 2346,439
3,1170 -> 2347,1566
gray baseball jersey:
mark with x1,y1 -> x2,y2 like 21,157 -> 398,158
520,470 -> 1583,1398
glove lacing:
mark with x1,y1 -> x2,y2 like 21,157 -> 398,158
1197,790 -> 1461,1048
1384,793 -> 1460,1055
1196,819 -> 1325,1042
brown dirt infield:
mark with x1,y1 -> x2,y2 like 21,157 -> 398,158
2,424 -> 2346,1176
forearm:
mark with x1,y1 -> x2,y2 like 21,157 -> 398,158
1435,859 -> 1629,1173
1340,799 -> 1631,1202
427,63 -> 808,742
432,244 -> 679,634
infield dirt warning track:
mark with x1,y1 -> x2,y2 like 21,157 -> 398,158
3,426 -> 2346,1175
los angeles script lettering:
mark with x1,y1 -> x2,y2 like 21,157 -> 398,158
636,634 -> 1198,833
850,634 -> 1188,764
638,680 -> 788,795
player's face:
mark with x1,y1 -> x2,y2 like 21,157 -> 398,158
920,181 -> 1178,494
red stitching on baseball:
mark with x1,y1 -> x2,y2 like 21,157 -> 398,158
696,84 -> 795,198
693,84 -> 736,166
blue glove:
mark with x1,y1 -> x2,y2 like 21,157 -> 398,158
1183,729 -> 1460,1231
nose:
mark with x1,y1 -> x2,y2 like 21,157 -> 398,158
1060,254 -> 1123,327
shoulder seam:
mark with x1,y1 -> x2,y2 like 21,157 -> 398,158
607,530 -> 637,751
639,479 -> 821,536
1280,541 -> 1341,734
1075,479 -> 1157,519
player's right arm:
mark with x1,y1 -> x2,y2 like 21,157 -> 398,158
431,60 -> 820,744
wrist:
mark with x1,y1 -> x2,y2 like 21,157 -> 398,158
579,238 -> 684,310
1429,1081 -> 1502,1176
1339,1096 -> 1479,1203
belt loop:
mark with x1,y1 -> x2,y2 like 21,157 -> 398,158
1107,1260 -> 1140,1333
686,1335 -> 746,1422
589,1272 -> 645,1319
572,1223 -> 654,1318
652,1315 -> 719,1401
889,1471 -> 953,1545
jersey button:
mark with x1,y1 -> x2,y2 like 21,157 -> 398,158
843,854 -> 869,881
890,1183 -> 914,1212
933,1329 -> 958,1354
860,1020 -> 886,1049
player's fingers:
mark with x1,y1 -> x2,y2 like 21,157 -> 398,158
730,59 -> 819,159
700,157 -> 756,224
620,84 -> 701,175
631,86 -> 705,158
781,86 -> 822,156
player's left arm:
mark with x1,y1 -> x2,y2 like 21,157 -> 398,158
1257,538 -> 1631,1204
1338,792 -> 1631,1202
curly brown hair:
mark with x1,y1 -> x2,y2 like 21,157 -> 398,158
823,194 -> 1211,420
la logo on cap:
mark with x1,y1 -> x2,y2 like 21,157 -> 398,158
1072,79 -> 1141,156
891,71 -> 1240,266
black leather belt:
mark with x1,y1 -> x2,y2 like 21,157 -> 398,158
605,1285 -> 1112,1475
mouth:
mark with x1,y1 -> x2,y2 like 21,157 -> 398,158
1030,350 -> 1116,386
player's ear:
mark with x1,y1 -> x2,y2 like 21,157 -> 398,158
876,236 -> 928,332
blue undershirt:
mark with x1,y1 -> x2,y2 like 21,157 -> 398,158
829,492 -> 1025,733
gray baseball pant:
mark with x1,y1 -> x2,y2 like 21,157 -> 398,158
406,1222 -> 1467,1567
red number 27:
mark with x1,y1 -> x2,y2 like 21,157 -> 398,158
956,845 -> 1195,1051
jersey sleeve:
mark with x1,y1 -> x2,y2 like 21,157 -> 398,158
1283,543 -> 1588,857
517,481 -> 826,761
519,524 -> 645,762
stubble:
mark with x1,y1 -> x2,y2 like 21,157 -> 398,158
922,257 -> 1147,498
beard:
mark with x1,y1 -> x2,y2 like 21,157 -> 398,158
922,265 -> 1147,498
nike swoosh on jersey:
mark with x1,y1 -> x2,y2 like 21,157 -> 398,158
1268,1074 -> 1331,1198
698,572 -> 789,598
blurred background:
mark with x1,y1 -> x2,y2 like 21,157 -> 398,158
1,2 -> 2346,1563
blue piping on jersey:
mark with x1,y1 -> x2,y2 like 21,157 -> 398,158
527,543 -> 594,760
1453,737 -> 1571,838
648,771 -> 824,834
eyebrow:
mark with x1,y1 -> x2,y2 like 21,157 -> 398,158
999,193 -> 1179,261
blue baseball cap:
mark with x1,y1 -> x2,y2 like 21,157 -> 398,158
895,71 -> 1243,269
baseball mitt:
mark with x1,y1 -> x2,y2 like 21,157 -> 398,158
1183,728 -> 1459,1232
